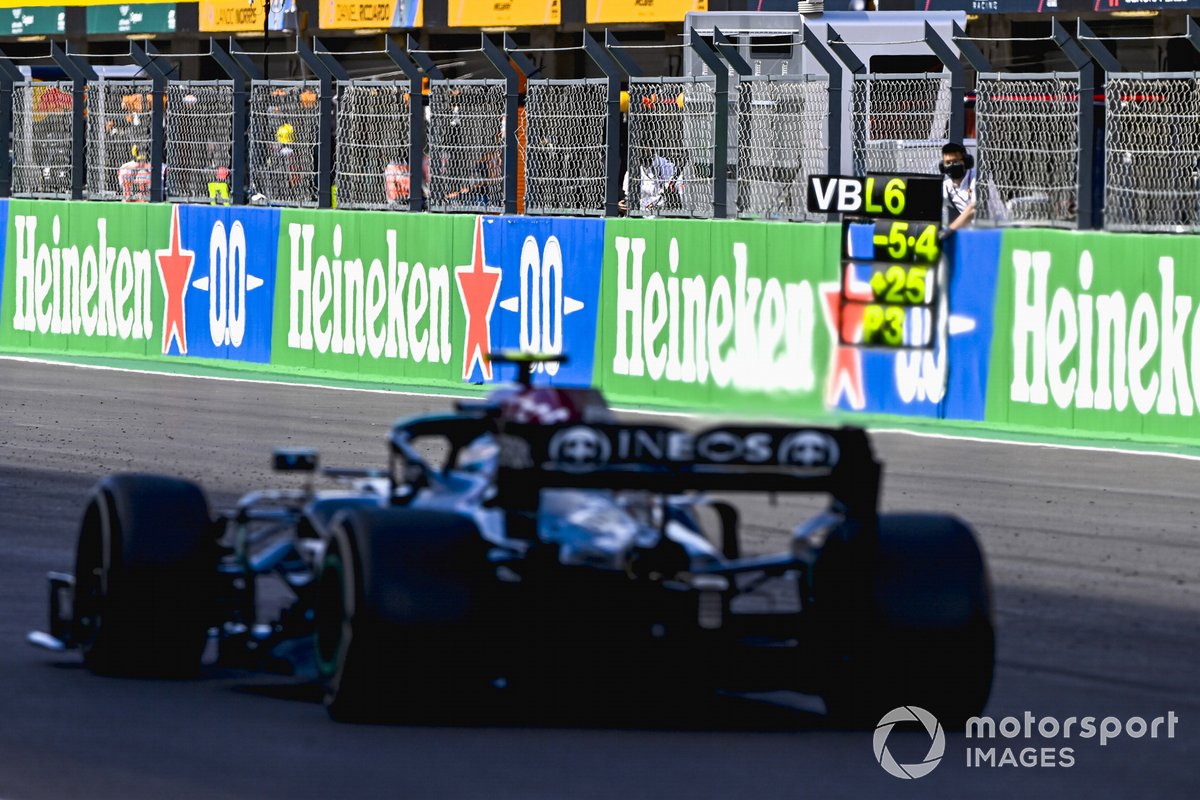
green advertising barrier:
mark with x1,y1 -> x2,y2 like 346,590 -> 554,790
987,228 -> 1200,441
1,200 -> 172,358
270,209 -> 478,387
595,218 -> 841,415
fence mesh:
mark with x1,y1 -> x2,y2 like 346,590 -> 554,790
851,74 -> 951,176
165,81 -> 234,205
523,78 -> 608,216
427,80 -> 506,214
11,81 -> 74,199
735,75 -> 829,221
335,81 -> 412,210
1104,74 -> 1200,232
975,75 -> 1080,227
626,77 -> 717,218
248,80 -> 320,207
85,80 -> 154,201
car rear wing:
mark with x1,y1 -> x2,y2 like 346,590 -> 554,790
495,422 -> 882,518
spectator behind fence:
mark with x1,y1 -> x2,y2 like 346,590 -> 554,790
118,145 -> 151,202
385,157 -> 430,208
620,151 -> 677,216
385,161 -> 410,206
444,121 -> 504,208
940,142 -> 976,238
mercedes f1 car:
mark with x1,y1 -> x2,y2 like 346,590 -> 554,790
30,354 -> 994,727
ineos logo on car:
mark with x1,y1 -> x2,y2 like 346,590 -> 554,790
548,426 -> 611,472
874,706 -> 946,780
777,431 -> 840,468
544,426 -> 843,470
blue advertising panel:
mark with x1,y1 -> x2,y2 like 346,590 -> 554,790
840,224 -> 1002,420
473,215 -> 604,387
174,205 -> 280,364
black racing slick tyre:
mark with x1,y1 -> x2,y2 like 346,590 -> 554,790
315,508 -> 491,723
73,474 -> 215,677
814,513 -> 994,730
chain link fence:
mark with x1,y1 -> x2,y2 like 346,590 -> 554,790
426,79 -> 505,214
11,81 -> 74,199
626,76 -> 717,218
850,74 -> 951,177
85,79 -> 154,201
165,80 -> 234,205
735,75 -> 829,221
1104,73 -> 1200,232
248,79 -> 320,207
975,73 -> 1080,227
523,78 -> 608,216
335,81 -> 412,211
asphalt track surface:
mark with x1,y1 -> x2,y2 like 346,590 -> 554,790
1,358 -> 1197,800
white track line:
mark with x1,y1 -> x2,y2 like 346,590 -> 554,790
5,353 -> 1200,461
870,427 -> 1200,463
0,354 -> 698,417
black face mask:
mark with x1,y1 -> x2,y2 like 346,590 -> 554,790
941,162 -> 966,180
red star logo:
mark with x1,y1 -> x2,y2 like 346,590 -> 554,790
155,205 -> 195,355
455,217 -> 502,381
819,268 -> 873,411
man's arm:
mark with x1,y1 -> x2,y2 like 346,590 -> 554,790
949,200 -> 976,230
944,174 -> 977,235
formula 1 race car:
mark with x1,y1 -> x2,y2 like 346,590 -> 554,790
29,354 -> 994,727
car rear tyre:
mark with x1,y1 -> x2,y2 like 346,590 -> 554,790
814,513 -> 994,729
74,474 -> 215,677
316,508 -> 491,723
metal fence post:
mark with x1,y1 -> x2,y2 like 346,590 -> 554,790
713,28 -> 751,218
387,36 -> 427,213
583,31 -> 624,217
0,47 -> 24,199
298,38 -> 337,209
687,28 -> 729,220
1052,19 -> 1096,230
130,43 -> 168,203
953,22 -> 993,73
802,28 -> 844,184
604,31 -> 644,218
216,40 -> 261,206
1188,16 -> 1200,54
51,43 -> 95,201
925,22 -> 966,146
482,33 -> 520,215
827,25 -> 867,177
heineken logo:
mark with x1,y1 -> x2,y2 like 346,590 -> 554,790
609,236 -> 819,393
11,214 -> 156,344
1011,248 -> 1200,416
283,222 -> 454,365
